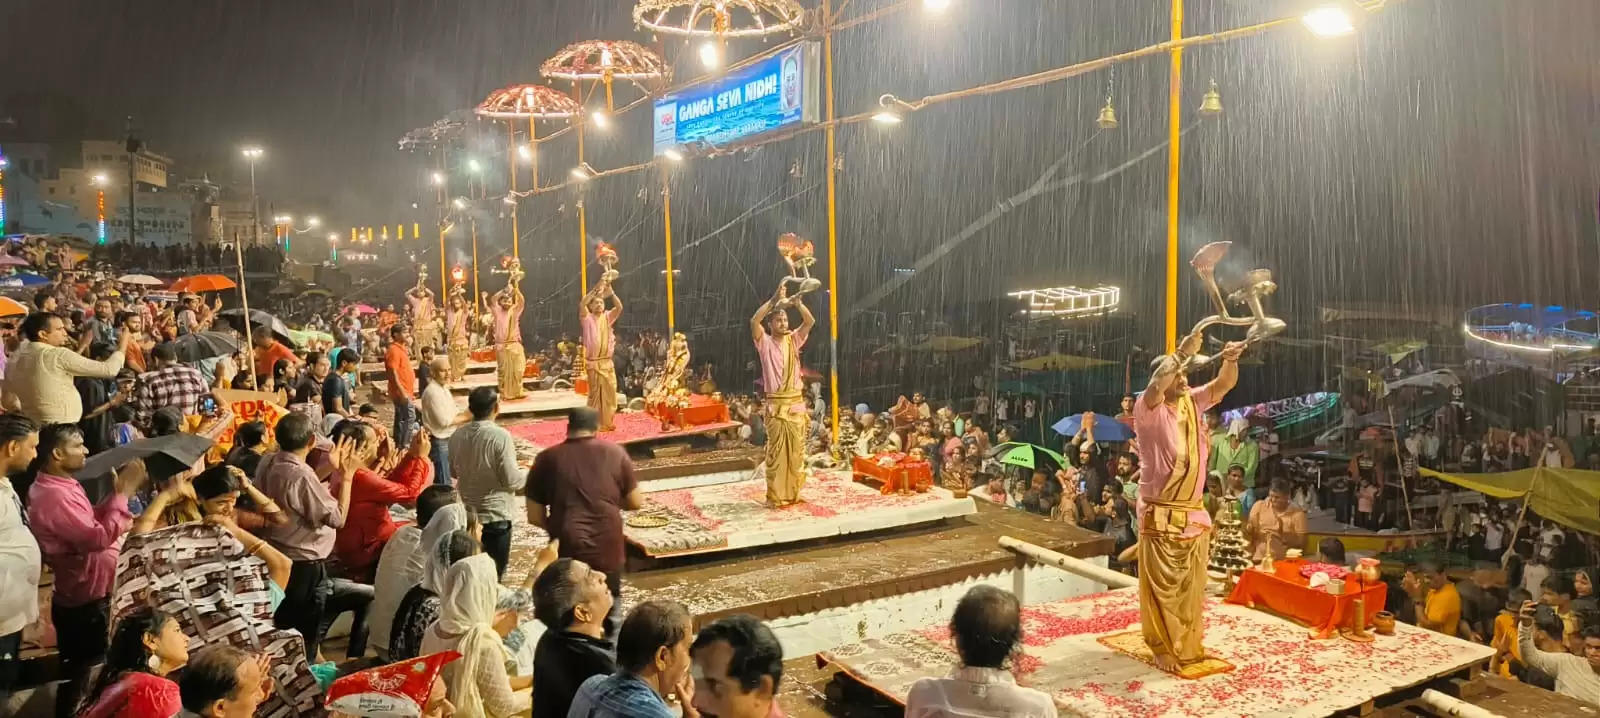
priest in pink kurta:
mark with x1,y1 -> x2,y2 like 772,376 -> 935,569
1131,332 -> 1244,671
750,284 -> 815,508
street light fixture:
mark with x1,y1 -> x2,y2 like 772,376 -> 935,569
872,94 -> 916,125
698,41 -> 721,70
662,147 -> 685,162
240,146 -> 264,246
1300,0 -> 1363,37
452,198 -> 468,210
516,145 -> 534,162
466,158 -> 482,173
590,109 -> 611,130
923,0 -> 951,11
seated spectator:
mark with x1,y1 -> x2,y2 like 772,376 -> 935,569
568,600 -> 695,718
135,343 -> 210,430
371,485 -> 459,660
1316,537 -> 1346,565
905,585 -> 1057,717
177,645 -> 272,718
690,615 -> 786,718
1516,598 -> 1600,705
330,420 -> 432,581
531,556 -> 617,718
224,421 -> 269,480
76,607 -> 189,718
392,525 -> 475,661
421,553 -> 532,717
1491,588 -> 1532,678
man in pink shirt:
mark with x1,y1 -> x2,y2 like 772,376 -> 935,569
26,423 -> 147,717
488,280 -> 526,401
1131,331 -> 1242,673
749,284 -> 814,508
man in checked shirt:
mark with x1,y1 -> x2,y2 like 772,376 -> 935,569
134,343 -> 216,430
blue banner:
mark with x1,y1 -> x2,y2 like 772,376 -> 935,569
653,42 -> 820,155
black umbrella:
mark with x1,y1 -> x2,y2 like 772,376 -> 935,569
75,433 -> 215,483
218,308 -> 297,347
164,331 -> 243,364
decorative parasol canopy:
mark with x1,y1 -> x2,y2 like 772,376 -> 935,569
632,0 -> 807,38
474,84 -> 581,120
541,40 -> 669,83
397,109 -> 475,152
169,274 -> 236,293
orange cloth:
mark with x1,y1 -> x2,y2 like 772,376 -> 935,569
385,342 -> 417,401
252,340 -> 296,379
1226,567 -> 1388,639
852,454 -> 933,495
646,395 -> 730,426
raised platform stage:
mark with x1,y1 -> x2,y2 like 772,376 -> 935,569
815,588 -> 1494,718
359,358 -> 496,378
454,388 -> 587,417
506,410 -> 739,449
622,469 -> 977,559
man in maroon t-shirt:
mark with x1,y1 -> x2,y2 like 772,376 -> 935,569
526,407 -> 641,636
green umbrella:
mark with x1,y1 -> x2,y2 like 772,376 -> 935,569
989,442 -> 1066,470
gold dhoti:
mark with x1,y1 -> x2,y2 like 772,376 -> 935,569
415,324 -> 438,352
496,342 -> 526,400
763,401 -> 806,506
1138,527 -> 1210,663
449,342 -> 469,383
586,357 -> 618,431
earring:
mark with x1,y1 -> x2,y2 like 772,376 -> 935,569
148,654 -> 162,672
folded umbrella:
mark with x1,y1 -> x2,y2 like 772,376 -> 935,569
1051,412 -> 1134,441
218,308 -> 298,347
75,433 -> 215,483
165,331 -> 244,364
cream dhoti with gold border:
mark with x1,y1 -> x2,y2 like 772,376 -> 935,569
496,342 -> 526,400
1136,390 -> 1213,665
586,357 -> 618,430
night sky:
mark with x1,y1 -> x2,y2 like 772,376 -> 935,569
3,0 -> 1598,349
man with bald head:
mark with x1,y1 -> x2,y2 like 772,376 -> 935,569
418,356 -> 463,486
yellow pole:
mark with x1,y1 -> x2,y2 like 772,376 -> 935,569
823,0 -> 841,442
663,170 -> 676,334
508,122 -> 519,259
528,117 -> 539,190
1164,0 -> 1183,353
577,124 -> 589,294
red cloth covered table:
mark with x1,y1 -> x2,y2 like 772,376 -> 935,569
1226,567 -> 1387,639
851,454 -> 934,494
646,394 -> 730,426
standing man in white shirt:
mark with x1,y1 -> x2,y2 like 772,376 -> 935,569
418,357 -> 465,485
3,312 -> 128,424
905,585 -> 1057,717
0,415 -> 40,706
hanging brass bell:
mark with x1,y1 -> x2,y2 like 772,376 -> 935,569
1095,98 -> 1119,129
1198,79 -> 1223,117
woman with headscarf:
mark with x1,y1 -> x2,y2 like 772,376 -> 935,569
390,505 -> 470,660
421,553 -> 532,718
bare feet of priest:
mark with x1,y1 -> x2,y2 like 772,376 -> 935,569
1152,653 -> 1181,673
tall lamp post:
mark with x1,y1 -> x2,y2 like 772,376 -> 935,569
125,119 -> 142,247
241,146 -> 263,246
91,173 -> 109,244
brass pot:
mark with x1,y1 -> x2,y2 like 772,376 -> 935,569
1373,611 -> 1396,636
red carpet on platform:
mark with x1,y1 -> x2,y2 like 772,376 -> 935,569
507,410 -> 740,449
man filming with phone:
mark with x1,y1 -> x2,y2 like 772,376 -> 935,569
1518,598 -> 1600,705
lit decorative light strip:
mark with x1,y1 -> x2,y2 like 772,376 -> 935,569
0,159 -> 7,235
1005,285 -> 1121,317
1461,323 -> 1594,354
97,190 -> 106,244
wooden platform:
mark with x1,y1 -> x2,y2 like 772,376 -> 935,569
507,411 -> 740,450
374,371 -> 541,395
453,388 -> 586,416
358,358 -> 495,378
814,588 -> 1495,718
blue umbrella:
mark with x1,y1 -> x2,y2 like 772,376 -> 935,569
0,272 -> 49,288
1050,412 -> 1134,441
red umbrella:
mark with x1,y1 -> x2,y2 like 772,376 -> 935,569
169,274 -> 237,293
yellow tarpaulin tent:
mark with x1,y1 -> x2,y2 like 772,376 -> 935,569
1010,353 -> 1114,371
1419,466 -> 1600,536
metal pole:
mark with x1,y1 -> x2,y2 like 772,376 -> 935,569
508,122 -> 519,259
577,124 -> 589,294
663,170 -> 676,334
1164,0 -> 1183,353
823,0 -> 841,443
528,117 -> 539,191
438,147 -> 448,297
249,160 -> 258,247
